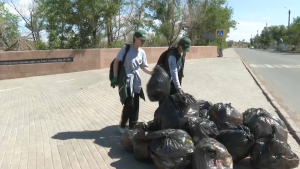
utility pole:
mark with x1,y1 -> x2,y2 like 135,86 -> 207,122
285,7 -> 291,28
256,30 -> 258,48
288,10 -> 291,27
263,19 -> 267,38
265,22 -> 267,38
285,7 -> 291,51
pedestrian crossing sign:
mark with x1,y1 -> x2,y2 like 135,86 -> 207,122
216,29 -> 225,38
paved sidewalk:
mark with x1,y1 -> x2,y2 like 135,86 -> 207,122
0,48 -> 299,169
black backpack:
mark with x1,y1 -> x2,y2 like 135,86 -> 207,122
109,44 -> 130,82
156,46 -> 177,66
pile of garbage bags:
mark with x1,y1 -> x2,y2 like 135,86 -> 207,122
120,92 -> 299,169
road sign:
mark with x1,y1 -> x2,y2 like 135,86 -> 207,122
204,33 -> 215,45
204,33 -> 215,40
216,29 -> 225,38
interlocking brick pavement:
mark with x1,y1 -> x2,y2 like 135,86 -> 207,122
0,48 -> 299,169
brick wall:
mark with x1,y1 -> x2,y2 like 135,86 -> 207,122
0,46 -> 217,80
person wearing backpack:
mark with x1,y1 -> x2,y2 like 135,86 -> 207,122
157,37 -> 191,104
110,30 -> 154,133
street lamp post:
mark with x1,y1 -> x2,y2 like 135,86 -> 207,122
284,7 -> 291,50
263,19 -> 268,48
263,19 -> 268,38
285,7 -> 291,28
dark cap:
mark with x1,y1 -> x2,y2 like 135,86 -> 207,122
134,30 -> 148,40
178,37 -> 191,52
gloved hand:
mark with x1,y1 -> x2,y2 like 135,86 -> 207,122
178,88 -> 184,94
111,76 -> 118,88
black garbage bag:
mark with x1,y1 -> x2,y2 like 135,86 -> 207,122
120,129 -> 138,153
188,117 -> 219,145
150,129 -> 194,169
147,65 -> 170,101
132,130 -> 171,163
197,100 -> 213,110
193,138 -> 233,169
151,96 -> 186,130
199,109 -> 210,119
133,120 -> 154,131
171,93 -> 199,116
216,125 -> 255,163
251,127 -> 299,169
132,131 -> 152,163
151,94 -> 199,131
243,108 -> 288,143
185,104 -> 200,117
209,103 -> 243,130
197,100 -> 213,119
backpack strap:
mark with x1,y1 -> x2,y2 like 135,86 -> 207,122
121,44 -> 131,64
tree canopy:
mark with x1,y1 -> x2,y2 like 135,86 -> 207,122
2,0 -> 237,50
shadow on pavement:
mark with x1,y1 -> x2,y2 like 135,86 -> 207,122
51,125 -> 154,169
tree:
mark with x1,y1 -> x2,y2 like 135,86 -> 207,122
182,0 -> 206,45
226,40 -> 233,47
39,0 -> 74,49
4,0 -> 238,49
285,17 -> 300,49
268,25 -> 286,47
183,0 -> 236,46
40,0 -> 137,48
145,0 -> 184,47
0,2 -> 20,50
5,0 -> 45,43
260,27 -> 272,48
144,32 -> 168,47
250,38 -> 254,46
253,35 -> 262,48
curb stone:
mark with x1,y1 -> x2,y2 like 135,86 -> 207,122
234,49 -> 300,145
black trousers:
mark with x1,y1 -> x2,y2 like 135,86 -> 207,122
159,81 -> 179,105
120,88 -> 140,128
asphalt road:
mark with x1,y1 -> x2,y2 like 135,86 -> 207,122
235,48 -> 300,126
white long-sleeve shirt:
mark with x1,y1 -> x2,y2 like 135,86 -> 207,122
168,54 -> 184,89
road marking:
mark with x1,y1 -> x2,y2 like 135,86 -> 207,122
0,87 -> 21,92
264,64 -> 274,68
249,64 -> 300,68
55,79 -> 75,83
256,65 -> 266,68
289,65 -> 300,68
101,74 -> 107,76
281,65 -> 292,68
273,65 -> 283,68
188,62 -> 196,64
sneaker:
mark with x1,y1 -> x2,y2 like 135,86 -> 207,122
118,126 -> 128,134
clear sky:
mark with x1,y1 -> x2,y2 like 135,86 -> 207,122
3,0 -> 300,42
227,0 -> 300,42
